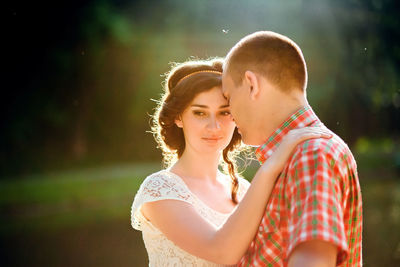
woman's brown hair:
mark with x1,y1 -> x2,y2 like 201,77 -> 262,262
151,58 -> 244,204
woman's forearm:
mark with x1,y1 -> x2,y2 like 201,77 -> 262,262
208,160 -> 281,265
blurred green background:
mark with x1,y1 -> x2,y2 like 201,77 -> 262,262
2,0 -> 400,266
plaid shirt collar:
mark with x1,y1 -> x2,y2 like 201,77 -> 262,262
255,105 -> 320,164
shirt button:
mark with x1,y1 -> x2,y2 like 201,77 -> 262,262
259,226 -> 263,232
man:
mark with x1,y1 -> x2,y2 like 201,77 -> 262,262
222,31 -> 362,266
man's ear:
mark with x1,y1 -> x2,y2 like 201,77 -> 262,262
175,116 -> 183,128
244,70 -> 260,100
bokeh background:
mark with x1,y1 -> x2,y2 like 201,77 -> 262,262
2,0 -> 400,266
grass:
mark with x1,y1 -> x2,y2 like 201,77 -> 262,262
1,157 -> 400,266
0,162 -> 161,234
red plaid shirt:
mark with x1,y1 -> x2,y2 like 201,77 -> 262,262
239,106 -> 362,267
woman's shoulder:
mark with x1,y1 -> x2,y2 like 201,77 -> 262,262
140,169 -> 178,186
131,169 -> 194,230
143,169 -> 171,181
136,169 -> 193,202
237,176 -> 250,188
237,176 -> 250,201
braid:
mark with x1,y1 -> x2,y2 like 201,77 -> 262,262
223,148 -> 239,204
221,127 -> 243,204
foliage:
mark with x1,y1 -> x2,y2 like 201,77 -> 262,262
2,0 -> 399,176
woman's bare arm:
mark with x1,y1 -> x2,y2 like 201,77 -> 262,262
142,127 -> 331,265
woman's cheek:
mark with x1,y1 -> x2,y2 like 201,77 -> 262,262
223,117 -> 236,129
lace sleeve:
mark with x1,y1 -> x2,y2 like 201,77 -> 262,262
131,171 -> 194,230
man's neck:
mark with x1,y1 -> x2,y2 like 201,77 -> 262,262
260,97 -> 308,143
255,105 -> 319,163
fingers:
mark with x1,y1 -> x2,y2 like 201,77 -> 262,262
287,127 -> 332,141
304,129 -> 331,137
309,128 -> 331,138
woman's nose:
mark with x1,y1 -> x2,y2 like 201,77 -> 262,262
206,116 -> 221,130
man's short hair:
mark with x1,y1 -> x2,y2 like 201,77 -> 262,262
224,31 -> 307,92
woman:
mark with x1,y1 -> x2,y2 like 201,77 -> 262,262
131,58 -> 331,266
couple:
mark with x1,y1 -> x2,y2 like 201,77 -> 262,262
131,31 -> 362,266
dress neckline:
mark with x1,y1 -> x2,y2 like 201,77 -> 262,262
163,169 -> 234,216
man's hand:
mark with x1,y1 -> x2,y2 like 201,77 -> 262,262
288,240 -> 337,267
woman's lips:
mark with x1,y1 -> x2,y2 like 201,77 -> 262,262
202,137 -> 223,142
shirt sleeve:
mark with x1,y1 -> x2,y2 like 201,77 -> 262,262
285,146 -> 349,264
131,172 -> 194,231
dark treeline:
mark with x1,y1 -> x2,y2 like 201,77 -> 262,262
2,0 -> 399,177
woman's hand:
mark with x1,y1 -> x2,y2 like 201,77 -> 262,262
261,127 -> 332,174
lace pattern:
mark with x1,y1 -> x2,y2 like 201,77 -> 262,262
131,171 -> 194,230
131,170 -> 250,266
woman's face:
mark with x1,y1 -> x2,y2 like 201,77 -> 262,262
175,86 -> 236,155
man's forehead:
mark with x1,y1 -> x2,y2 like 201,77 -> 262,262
221,83 -> 227,96
221,76 -> 229,93
223,74 -> 237,91
221,72 -> 233,85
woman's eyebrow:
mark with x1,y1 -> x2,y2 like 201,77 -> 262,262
191,104 -> 208,108
190,104 -> 229,108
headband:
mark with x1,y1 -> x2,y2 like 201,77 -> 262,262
176,70 -> 222,85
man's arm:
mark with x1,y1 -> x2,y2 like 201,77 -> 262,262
288,240 -> 337,267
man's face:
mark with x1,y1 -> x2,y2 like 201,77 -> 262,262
222,73 -> 259,146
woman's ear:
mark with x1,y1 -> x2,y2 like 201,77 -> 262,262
175,116 -> 183,128
244,70 -> 260,100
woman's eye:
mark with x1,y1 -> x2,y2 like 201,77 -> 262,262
220,111 -> 231,116
193,111 -> 205,116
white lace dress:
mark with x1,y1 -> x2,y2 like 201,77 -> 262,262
131,170 -> 250,267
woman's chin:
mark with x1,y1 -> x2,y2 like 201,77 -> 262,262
202,138 -> 222,145
196,140 -> 227,153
